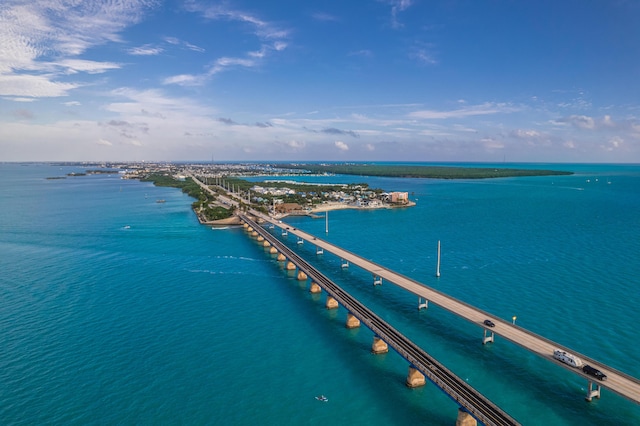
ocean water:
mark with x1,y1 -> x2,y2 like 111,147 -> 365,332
0,162 -> 639,426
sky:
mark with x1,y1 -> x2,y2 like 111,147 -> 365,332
1,0 -> 640,163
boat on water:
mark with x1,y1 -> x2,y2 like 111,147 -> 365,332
156,199 -> 166,203
553,349 -> 583,368
315,395 -> 328,402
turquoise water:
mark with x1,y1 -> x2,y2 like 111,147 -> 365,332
1,163 -> 639,425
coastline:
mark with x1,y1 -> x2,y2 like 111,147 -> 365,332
309,200 -> 416,213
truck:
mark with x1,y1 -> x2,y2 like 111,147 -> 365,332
553,349 -> 583,368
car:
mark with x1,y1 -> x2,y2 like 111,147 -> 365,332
483,319 -> 495,327
582,365 -> 607,381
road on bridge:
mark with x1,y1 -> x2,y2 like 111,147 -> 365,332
250,211 -> 640,406
187,171 -> 640,405
240,214 -> 520,426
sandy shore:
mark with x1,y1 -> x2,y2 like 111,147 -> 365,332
198,215 -> 243,226
309,201 -> 415,213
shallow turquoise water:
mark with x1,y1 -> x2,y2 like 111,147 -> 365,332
0,163 -> 639,425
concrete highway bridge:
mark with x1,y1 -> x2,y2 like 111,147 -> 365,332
186,172 -> 640,419
239,213 -> 520,426
240,210 -> 640,407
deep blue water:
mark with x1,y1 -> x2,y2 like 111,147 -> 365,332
0,163 -> 639,425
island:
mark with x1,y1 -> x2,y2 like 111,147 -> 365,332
68,161 -> 573,225
276,163 -> 573,179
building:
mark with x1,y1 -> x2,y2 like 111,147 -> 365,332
389,192 -> 409,204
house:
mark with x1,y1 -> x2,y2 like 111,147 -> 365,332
389,192 -> 409,204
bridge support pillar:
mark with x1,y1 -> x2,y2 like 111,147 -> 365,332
246,226 -> 253,232
316,246 -> 323,255
418,297 -> 429,310
456,408 -> 477,426
297,270 -> 308,281
251,231 -> 259,237
282,229 -> 288,236
586,381 -> 601,402
341,259 -> 349,269
371,336 -> 388,354
406,366 -> 426,388
269,246 -> 278,254
326,296 -> 338,309
277,253 -> 286,261
257,235 -> 264,242
310,282 -> 322,294
373,275 -> 382,286
286,261 -> 296,270
346,313 -> 360,328
297,237 -> 304,245
482,329 -> 494,345
262,240 -> 270,247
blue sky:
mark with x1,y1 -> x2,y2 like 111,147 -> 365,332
1,0 -> 639,163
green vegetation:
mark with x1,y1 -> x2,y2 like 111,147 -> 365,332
233,178 -> 382,208
141,173 -> 233,221
278,164 -> 573,179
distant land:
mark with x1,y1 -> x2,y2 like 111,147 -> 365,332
279,164 -> 573,179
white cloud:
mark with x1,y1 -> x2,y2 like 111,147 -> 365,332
409,103 -> 518,119
0,74 -> 79,97
162,37 -> 204,52
561,115 -> 595,129
127,45 -> 164,56
0,0 -> 157,98
184,42 -> 205,52
57,59 -> 121,74
286,140 -> 306,149
511,129 -> 541,138
384,0 -> 414,28
603,136 -> 623,151
162,74 -> 203,86
335,141 -> 349,151
311,12 -> 340,22
3,96 -> 36,102
481,138 -> 504,149
97,138 -> 113,146
164,2 -> 289,84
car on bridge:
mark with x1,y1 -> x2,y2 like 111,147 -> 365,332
583,365 -> 607,381
483,319 -> 495,327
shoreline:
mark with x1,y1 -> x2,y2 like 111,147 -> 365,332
308,200 -> 416,213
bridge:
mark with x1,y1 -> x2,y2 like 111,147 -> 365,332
240,213 -> 520,426
186,172 -> 640,418
243,210 -> 640,406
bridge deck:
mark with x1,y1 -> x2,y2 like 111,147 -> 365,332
250,212 -> 640,406
186,172 -> 640,406
240,214 -> 520,426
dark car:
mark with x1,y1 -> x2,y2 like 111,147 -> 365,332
582,365 -> 607,381
483,319 -> 495,327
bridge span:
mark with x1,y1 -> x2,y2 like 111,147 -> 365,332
240,214 -> 520,426
244,210 -> 640,406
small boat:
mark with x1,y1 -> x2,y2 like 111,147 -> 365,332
315,395 -> 328,402
156,199 -> 166,203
